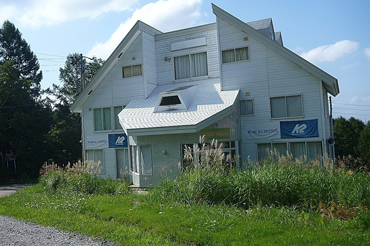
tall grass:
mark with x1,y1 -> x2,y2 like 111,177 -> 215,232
39,161 -> 130,195
153,141 -> 370,211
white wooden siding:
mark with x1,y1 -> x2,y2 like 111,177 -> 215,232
155,27 -> 220,86
218,18 -> 327,162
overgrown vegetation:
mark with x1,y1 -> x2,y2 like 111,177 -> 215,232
1,142 -> 369,245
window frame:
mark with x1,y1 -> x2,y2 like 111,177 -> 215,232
240,99 -> 254,116
174,51 -> 208,80
257,141 -> 323,161
93,107 -> 112,132
270,95 -> 303,119
222,46 -> 249,64
85,149 -> 105,174
122,64 -> 142,78
114,105 -> 125,130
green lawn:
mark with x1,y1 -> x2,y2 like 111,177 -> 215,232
0,183 -> 369,245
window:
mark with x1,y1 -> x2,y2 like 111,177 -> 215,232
130,145 -> 138,173
122,64 -> 142,78
240,100 -> 254,115
140,146 -> 152,175
160,95 -> 181,106
94,107 -> 111,131
85,149 -> 105,174
174,52 -> 208,80
222,47 -> 249,63
114,106 -> 125,130
257,141 -> 322,161
116,148 -> 129,178
270,95 -> 302,118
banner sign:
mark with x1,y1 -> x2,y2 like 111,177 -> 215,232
85,136 -> 108,149
201,128 -> 230,140
280,119 -> 319,139
108,133 -> 128,148
246,124 -> 279,139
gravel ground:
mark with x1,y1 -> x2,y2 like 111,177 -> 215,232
0,216 -> 118,246
0,185 -> 118,245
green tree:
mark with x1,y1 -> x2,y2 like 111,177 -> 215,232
50,53 -> 104,104
0,21 -> 51,183
44,53 -> 104,165
358,121 -> 370,166
0,20 -> 42,99
333,116 -> 365,158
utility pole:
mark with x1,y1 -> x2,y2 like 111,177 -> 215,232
80,54 -> 94,92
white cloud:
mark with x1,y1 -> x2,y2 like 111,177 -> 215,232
340,62 -> 361,70
365,47 -> 370,59
87,0 -> 202,59
300,40 -> 359,64
0,0 -> 138,28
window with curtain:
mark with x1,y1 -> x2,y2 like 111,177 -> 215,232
270,95 -> 302,118
114,106 -> 125,130
174,52 -> 207,80
122,64 -> 142,78
140,146 -> 152,175
130,145 -> 138,173
116,148 -> 129,177
240,99 -> 254,115
222,47 -> 249,63
306,142 -> 322,160
257,143 -> 271,161
94,107 -> 111,131
290,142 -> 306,159
272,143 -> 287,156
85,149 -> 105,174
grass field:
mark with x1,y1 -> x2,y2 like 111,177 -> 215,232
0,157 -> 369,245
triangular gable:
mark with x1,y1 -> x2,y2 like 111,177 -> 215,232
71,21 -> 162,112
212,4 -> 339,96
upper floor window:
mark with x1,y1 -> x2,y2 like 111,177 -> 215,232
270,95 -> 303,118
222,47 -> 249,63
240,99 -> 254,116
114,106 -> 125,130
122,64 -> 142,78
94,106 -> 125,132
174,52 -> 208,80
94,107 -> 111,131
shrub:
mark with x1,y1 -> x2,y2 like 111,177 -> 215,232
153,140 -> 370,212
39,161 -> 130,195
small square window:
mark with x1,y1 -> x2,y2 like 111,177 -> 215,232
122,64 -> 142,78
240,99 -> 254,115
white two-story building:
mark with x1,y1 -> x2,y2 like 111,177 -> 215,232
71,4 -> 339,187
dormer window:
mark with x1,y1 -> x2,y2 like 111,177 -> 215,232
154,85 -> 196,113
160,95 -> 181,106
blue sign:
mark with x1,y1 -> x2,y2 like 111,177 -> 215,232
280,119 -> 319,139
108,133 -> 128,148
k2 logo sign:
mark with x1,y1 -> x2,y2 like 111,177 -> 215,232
108,133 -> 128,148
115,136 -> 126,145
291,124 -> 307,134
280,120 -> 318,139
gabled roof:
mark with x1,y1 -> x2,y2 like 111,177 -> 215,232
118,79 -> 239,136
70,21 -> 162,112
212,4 -> 339,96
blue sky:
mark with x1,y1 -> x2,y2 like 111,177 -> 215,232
1,0 -> 369,122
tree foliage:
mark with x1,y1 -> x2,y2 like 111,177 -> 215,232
0,20 -> 42,99
334,116 -> 369,170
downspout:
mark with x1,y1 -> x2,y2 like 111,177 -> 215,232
329,96 -> 335,160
